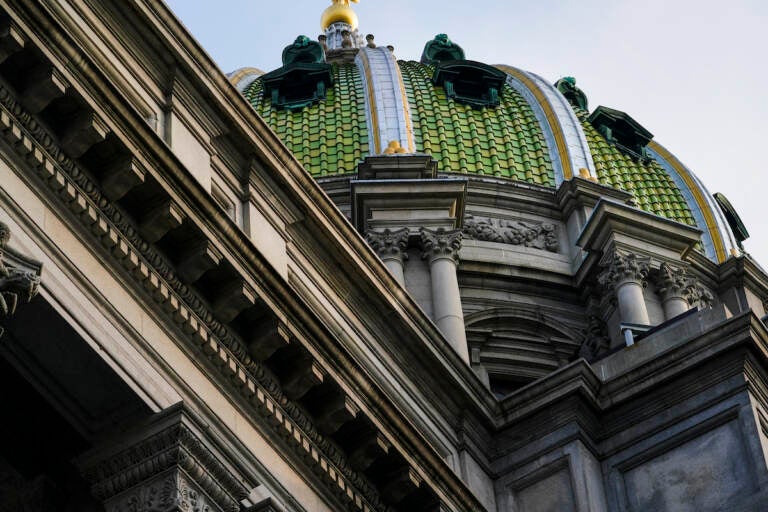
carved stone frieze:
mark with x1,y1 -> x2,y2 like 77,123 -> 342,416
420,228 -> 462,263
463,214 -> 559,253
0,221 -> 41,333
365,228 -> 409,261
597,250 -> 650,291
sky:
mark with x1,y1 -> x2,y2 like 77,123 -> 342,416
164,0 -> 768,267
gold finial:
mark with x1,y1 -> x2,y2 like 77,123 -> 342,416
383,141 -> 407,155
321,0 -> 360,31
578,167 -> 598,183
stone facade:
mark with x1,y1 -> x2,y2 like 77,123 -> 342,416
0,1 -> 767,512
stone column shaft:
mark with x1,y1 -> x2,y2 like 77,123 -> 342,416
657,262 -> 693,321
615,280 -> 650,325
599,250 -> 651,326
421,228 -> 469,363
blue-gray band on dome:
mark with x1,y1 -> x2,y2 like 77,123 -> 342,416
355,47 -> 415,155
647,143 -> 739,262
499,65 -> 595,185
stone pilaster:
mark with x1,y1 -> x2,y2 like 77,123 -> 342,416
420,228 -> 468,363
365,228 -> 409,284
0,221 -> 41,336
79,404 -> 251,512
598,249 -> 651,326
656,262 -> 692,320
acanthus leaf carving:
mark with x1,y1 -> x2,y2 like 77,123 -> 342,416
684,282 -> 715,310
0,221 -> 40,328
420,228 -> 462,263
656,262 -> 689,301
107,473 -> 214,512
597,250 -> 650,291
365,228 -> 409,261
462,214 -> 559,253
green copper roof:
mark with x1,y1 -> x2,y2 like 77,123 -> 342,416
577,108 -> 697,227
244,63 -> 369,176
399,61 -> 555,186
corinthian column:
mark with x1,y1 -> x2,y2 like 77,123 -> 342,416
598,250 -> 651,326
365,228 -> 409,284
656,262 -> 692,320
420,228 -> 468,363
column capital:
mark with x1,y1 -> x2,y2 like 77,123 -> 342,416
79,404 -> 251,512
365,228 -> 409,262
0,221 -> 41,334
656,262 -> 690,301
420,228 -> 462,264
597,249 -> 650,291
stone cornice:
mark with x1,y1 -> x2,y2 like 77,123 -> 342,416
0,58 -> 389,512
577,199 -> 702,262
718,254 -> 768,299
494,311 -> 768,451
555,176 -> 633,220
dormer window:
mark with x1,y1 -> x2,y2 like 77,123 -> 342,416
432,60 -> 506,109
259,35 -> 333,111
421,34 -> 506,109
588,106 -> 654,161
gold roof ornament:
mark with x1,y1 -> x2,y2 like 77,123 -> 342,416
321,0 -> 360,31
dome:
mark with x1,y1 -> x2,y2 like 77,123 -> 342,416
236,28 -> 742,265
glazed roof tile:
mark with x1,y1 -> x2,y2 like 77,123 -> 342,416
576,108 -> 697,227
244,63 -> 369,177
399,61 -> 555,186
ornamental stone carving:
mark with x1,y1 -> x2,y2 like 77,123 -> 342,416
655,262 -> 714,310
579,314 -> 610,361
597,249 -> 651,325
578,299 -> 610,361
685,283 -> 715,309
656,262 -> 689,301
0,221 -> 41,333
80,405 -> 249,512
365,228 -> 409,261
420,228 -> 462,263
463,214 -> 559,252
107,473 -> 213,512
597,250 -> 650,291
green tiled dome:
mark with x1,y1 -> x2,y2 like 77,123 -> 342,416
244,63 -> 369,177
238,42 -> 738,262
399,61 -> 554,186
576,108 -> 697,226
